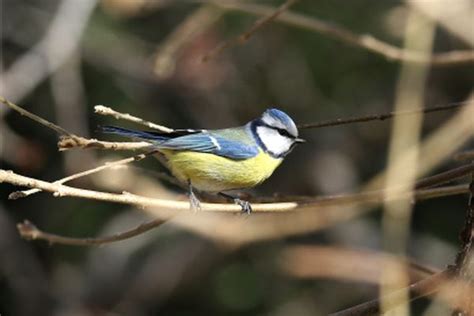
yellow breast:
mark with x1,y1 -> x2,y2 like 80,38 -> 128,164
159,149 -> 282,192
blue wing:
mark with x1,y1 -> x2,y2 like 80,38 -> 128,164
101,126 -> 259,159
159,133 -> 259,159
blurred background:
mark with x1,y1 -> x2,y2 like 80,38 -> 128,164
1,0 -> 473,315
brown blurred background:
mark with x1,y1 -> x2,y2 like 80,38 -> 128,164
1,0 -> 473,315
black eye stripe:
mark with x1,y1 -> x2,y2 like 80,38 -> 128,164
277,128 -> 292,138
260,122 -> 295,139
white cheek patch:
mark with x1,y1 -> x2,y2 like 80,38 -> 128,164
257,126 -> 293,156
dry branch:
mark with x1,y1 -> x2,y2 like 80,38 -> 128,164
202,0 -> 299,62
298,102 -> 472,129
0,96 -> 150,151
202,0 -> 474,66
0,95 -> 71,135
0,170 -> 297,213
414,163 -> 474,189
9,153 -> 152,199
17,218 -> 166,246
94,105 -> 174,133
0,169 -> 469,214
452,174 -> 474,314
330,268 -> 456,316
57,136 -> 150,151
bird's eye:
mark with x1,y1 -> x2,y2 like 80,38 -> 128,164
277,128 -> 293,139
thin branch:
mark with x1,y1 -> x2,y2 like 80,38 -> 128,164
0,96 -> 149,151
0,169 -> 295,213
297,102 -> 472,129
454,173 -> 474,269
17,218 -> 166,246
200,0 -> 474,66
0,96 -> 152,151
299,162 -> 474,207
94,105 -> 174,133
9,152 -> 156,200
202,0 -> 299,62
57,136 -> 150,151
0,95 -> 72,135
415,163 -> 474,189
0,169 -> 469,214
329,268 -> 456,316
452,172 -> 474,315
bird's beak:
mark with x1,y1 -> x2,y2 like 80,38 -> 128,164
295,138 -> 306,143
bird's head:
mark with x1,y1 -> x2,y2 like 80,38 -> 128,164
252,108 -> 304,158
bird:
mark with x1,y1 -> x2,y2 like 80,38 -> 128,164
101,108 -> 304,213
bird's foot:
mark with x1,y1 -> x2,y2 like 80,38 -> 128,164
218,192 -> 252,214
234,198 -> 252,214
189,191 -> 201,212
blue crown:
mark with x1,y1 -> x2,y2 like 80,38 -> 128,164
262,108 -> 298,137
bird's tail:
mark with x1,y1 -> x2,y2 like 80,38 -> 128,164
100,126 -> 169,142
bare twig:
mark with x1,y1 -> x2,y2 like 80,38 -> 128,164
0,169 -> 297,213
202,0 -> 299,62
414,163 -> 474,189
17,218 -> 166,246
57,136 -> 150,151
329,268 -> 456,316
0,95 -> 152,151
0,95 -> 149,151
452,173 -> 474,315
366,98 -> 474,191
0,95 -> 72,135
200,0 -> 474,65
9,152 -> 155,200
297,102 -> 472,129
297,163 -> 474,207
94,105 -> 174,133
0,169 -> 469,214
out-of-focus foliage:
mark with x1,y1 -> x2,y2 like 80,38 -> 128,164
1,0 -> 472,315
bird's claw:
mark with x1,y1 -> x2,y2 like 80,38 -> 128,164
189,191 -> 201,212
234,198 -> 252,214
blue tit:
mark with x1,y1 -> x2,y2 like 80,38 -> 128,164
101,108 -> 304,213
